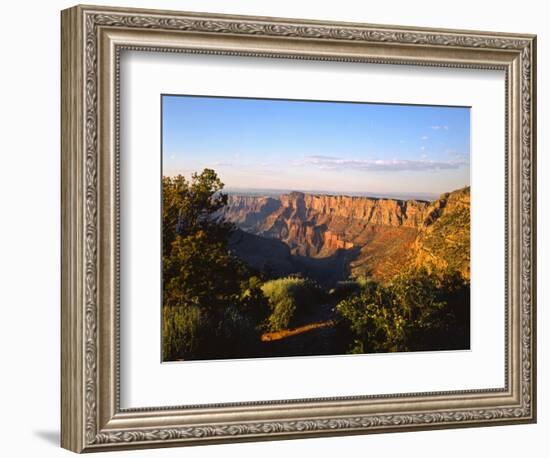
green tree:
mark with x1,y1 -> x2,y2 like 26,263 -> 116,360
162,170 -> 230,257
162,169 -> 269,361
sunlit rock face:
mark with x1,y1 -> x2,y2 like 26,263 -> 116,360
221,188 -> 470,283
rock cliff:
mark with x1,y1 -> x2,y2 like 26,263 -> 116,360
222,188 -> 470,283
409,187 -> 470,280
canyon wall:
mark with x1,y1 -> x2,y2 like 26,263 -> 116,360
223,192 -> 429,253
222,188 -> 470,283
409,187 -> 471,280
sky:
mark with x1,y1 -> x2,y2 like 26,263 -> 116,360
162,95 -> 470,199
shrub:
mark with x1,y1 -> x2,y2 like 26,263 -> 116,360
336,267 -> 469,354
239,276 -> 270,327
329,277 -> 375,302
162,305 -> 204,360
162,276 -> 271,361
261,277 -> 324,331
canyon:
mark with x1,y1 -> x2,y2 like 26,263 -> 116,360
221,187 -> 470,284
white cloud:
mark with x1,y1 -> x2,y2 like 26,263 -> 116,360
430,125 -> 449,130
299,155 -> 468,172
420,146 -> 426,151
420,135 -> 429,140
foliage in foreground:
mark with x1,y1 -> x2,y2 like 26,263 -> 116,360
336,267 -> 470,354
162,170 -> 269,361
329,277 -> 370,302
261,277 -> 325,332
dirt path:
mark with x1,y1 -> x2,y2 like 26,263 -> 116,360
258,299 -> 351,357
261,320 -> 335,342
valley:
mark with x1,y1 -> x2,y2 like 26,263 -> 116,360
222,187 -> 470,285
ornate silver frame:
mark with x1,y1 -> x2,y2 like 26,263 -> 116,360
61,4 -> 537,453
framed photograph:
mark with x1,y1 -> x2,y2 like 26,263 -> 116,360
61,4 -> 537,453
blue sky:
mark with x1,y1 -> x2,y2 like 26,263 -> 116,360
162,95 -> 470,198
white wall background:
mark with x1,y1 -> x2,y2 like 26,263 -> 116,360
0,0 -> 546,456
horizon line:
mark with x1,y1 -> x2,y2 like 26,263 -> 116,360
161,176 -> 469,202
221,186 -> 469,201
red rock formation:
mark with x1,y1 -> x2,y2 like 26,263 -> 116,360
222,188 -> 469,282
222,192 -> 429,274
324,231 -> 354,250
